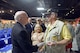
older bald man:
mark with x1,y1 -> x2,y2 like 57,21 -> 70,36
11,11 -> 38,53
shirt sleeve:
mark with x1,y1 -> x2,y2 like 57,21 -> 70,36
61,25 -> 72,40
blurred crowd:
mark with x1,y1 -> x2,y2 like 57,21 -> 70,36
25,16 -> 80,53
1,11 -> 80,53
0,20 -> 15,30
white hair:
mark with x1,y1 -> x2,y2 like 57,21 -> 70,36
14,11 -> 27,22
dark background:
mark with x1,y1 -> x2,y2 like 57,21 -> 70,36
0,0 -> 80,20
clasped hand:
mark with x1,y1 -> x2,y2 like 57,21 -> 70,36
47,41 -> 57,46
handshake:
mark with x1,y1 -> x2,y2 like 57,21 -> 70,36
46,41 -> 57,46
36,41 -> 57,47
37,42 -> 45,47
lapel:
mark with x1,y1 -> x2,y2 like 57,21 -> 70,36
17,22 -> 24,28
17,22 -> 28,34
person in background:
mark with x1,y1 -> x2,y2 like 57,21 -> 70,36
71,21 -> 79,53
68,20 -> 75,38
31,24 -> 44,53
64,20 -> 75,53
9,21 -> 14,28
36,18 -> 46,32
25,18 -> 34,40
0,20 -> 3,30
11,11 -> 39,53
75,20 -> 80,53
43,11 -> 72,53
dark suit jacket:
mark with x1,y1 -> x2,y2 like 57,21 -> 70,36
11,22 -> 38,53
25,23 -> 34,36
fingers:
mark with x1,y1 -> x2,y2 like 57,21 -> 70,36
47,41 -> 53,46
47,41 -> 57,46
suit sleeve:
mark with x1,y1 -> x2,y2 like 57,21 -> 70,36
17,30 -> 38,53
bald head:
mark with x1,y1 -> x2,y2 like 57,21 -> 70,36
14,11 -> 28,25
14,11 -> 28,22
